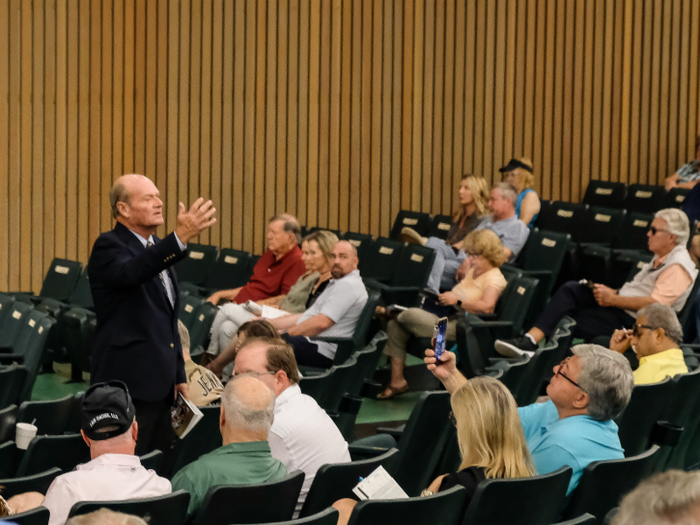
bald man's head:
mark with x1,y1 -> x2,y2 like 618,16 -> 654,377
221,374 -> 276,435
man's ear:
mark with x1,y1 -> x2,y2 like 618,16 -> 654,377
80,429 -> 91,448
219,404 -> 226,428
655,327 -> 666,342
116,201 -> 129,218
131,420 -> 138,442
572,391 -> 589,411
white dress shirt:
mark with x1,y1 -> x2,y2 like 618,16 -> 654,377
42,454 -> 171,525
268,384 -> 351,516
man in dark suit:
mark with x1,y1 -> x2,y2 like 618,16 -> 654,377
88,174 -> 216,455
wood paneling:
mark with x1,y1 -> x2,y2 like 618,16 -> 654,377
1,0 -> 700,291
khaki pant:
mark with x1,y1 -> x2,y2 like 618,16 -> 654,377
384,308 -> 457,359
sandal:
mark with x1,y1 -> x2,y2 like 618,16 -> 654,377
376,384 -> 410,400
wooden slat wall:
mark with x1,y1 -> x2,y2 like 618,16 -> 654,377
1,0 -> 700,292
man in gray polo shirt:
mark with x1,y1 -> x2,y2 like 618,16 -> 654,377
427,182 -> 530,292
270,240 -> 368,368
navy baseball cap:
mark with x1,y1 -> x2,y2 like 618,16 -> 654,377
81,380 -> 136,441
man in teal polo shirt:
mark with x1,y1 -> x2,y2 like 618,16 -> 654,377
171,374 -> 287,519
425,344 -> 634,494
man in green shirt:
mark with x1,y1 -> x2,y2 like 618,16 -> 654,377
171,374 -> 287,519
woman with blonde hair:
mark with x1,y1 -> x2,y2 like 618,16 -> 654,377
205,230 -> 337,377
499,158 -> 540,227
378,229 -> 508,399
333,376 -> 534,524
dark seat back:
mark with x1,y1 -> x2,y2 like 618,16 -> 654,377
612,212 -> 654,250
175,243 -> 219,286
0,467 -> 63,499
68,267 -> 94,308
389,244 -> 436,289
342,232 -> 375,269
582,181 -> 627,209
0,301 -> 34,350
460,467 -> 572,525
393,391 -> 452,496
537,201 -> 588,234
615,376 -> 677,457
18,394 -> 77,436
574,206 -> 627,244
178,295 -> 205,332
4,506 -> 51,525
204,249 -> 253,292
389,210 -> 432,240
16,433 -> 90,477
188,301 -> 219,354
194,470 -> 305,525
68,490 -> 191,525
0,404 -> 17,443
38,258 -> 83,302
425,214 -> 454,240
562,446 -> 660,521
299,448 -> 400,518
61,307 -> 95,375
347,485 -> 467,525
663,187 -> 689,209
360,238 -> 405,283
624,184 -> 666,214
0,366 -> 27,410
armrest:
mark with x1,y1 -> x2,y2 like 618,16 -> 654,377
363,278 -> 390,289
0,354 -> 25,364
467,320 -> 515,329
310,336 -> 354,344
348,444 -> 391,460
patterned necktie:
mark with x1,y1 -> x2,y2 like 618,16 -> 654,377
147,240 -> 176,308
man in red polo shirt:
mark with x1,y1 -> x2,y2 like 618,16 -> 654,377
205,214 -> 306,359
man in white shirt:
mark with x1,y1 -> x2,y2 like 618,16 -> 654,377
233,337 -> 352,516
269,240 -> 369,368
7,381 -> 171,525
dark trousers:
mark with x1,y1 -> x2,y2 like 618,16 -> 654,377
133,394 -> 177,457
534,281 -> 636,341
282,333 -> 334,368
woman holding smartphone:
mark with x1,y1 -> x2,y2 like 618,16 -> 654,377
377,229 -> 508,399
333,376 -> 534,524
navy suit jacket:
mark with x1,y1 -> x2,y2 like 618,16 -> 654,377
88,222 -> 187,401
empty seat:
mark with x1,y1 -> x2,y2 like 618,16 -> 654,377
0,404 -> 17,443
175,243 -> 219,286
389,210 -> 432,241
536,201 -> 588,235
299,448 -> 400,518
0,467 -> 63,499
624,184 -> 666,214
18,395 -> 77,436
0,365 -> 28,410
582,180 -> 627,209
359,237 -> 405,284
203,248 -> 253,294
663,187 -> 690,209
15,433 -> 90,477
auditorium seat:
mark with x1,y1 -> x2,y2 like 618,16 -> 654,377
4,506 -> 50,525
424,214 -> 454,240
68,490 -> 191,525
582,180 -> 627,209
360,237 -> 405,284
17,394 -> 77,436
389,210 -> 432,241
624,183 -> 666,214
0,467 -> 63,499
192,470 -> 305,525
15,433 -> 90,477
341,232 -> 374,269
175,243 -> 218,287
662,187 -> 689,209
11,258 -> 83,305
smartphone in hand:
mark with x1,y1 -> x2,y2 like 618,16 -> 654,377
579,279 -> 596,290
433,317 -> 449,361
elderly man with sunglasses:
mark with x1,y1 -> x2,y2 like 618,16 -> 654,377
609,303 -> 688,384
426,344 -> 634,494
495,208 -> 698,358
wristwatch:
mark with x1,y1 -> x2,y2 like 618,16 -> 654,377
420,489 -> 435,497
456,300 -> 463,308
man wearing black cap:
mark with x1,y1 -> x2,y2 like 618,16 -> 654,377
8,382 -> 171,525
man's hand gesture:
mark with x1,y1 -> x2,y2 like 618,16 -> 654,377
175,198 -> 217,244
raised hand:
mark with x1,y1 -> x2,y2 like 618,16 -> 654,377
175,198 -> 217,244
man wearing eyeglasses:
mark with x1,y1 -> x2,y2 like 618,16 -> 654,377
425,344 -> 634,494
232,337 -> 351,517
609,303 -> 688,384
495,208 -> 697,358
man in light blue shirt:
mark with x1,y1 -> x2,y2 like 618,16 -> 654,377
424,344 -> 634,494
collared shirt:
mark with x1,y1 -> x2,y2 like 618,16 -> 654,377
474,214 -> 530,261
42,454 -> 171,525
518,400 -> 624,494
297,269 -> 369,359
235,246 -> 307,304
677,160 -> 700,182
634,348 -> 688,385
269,384 -> 351,516
171,441 -> 287,520
128,229 -> 186,308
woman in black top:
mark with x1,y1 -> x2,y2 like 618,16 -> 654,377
333,376 -> 534,524
423,376 -> 534,508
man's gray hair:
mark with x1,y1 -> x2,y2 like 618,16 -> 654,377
109,183 -> 129,219
221,374 -> 276,434
269,213 -> 302,245
494,183 -> 518,207
612,470 -> 700,525
655,208 -> 690,247
638,303 -> 684,345
66,508 -> 148,525
572,344 -> 634,422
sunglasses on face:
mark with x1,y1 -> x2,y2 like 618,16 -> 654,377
649,226 -> 671,236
